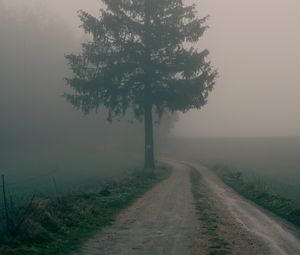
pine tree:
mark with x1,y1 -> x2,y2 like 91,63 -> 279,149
65,0 -> 217,169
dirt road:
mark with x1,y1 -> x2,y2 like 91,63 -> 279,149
73,161 -> 198,255
190,162 -> 300,255
73,160 -> 300,255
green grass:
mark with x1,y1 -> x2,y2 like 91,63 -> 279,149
0,165 -> 171,255
213,164 -> 300,228
190,167 -> 232,255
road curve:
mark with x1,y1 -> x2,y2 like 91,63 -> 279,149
72,160 -> 300,255
72,161 -> 198,255
188,162 -> 300,255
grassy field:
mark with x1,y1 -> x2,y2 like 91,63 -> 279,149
0,140 -> 143,204
0,165 -> 171,255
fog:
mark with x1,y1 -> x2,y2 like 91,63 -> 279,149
3,0 -> 299,137
0,0 -> 174,189
177,0 -> 300,137
1,2 -> 299,251
1,0 -> 299,183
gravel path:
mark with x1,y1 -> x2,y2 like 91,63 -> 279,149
72,161 -> 198,255
72,160 -> 300,255
189,162 -> 300,255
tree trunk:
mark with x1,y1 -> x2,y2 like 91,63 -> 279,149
144,0 -> 155,169
144,103 -> 155,169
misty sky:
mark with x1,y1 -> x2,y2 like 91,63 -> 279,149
2,0 -> 300,137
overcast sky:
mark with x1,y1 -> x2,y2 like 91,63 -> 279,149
2,0 -> 300,137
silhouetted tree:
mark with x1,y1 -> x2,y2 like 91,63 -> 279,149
65,0 -> 217,169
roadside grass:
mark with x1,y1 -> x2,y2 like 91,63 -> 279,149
213,164 -> 300,228
190,167 -> 232,255
0,165 -> 171,255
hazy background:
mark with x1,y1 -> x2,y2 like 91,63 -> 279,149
0,0 -> 174,195
1,0 -> 300,199
177,0 -> 300,137
2,0 -> 300,137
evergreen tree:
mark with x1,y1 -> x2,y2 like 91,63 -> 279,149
65,0 -> 217,169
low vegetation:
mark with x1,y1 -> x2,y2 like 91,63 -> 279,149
0,165 -> 171,255
213,164 -> 300,228
190,167 -> 232,255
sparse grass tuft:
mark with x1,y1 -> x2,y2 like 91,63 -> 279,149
190,168 -> 232,255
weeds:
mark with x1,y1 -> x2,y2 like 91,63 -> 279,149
0,165 -> 171,255
1,174 -> 37,240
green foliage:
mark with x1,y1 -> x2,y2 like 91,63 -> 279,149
213,164 -> 300,228
65,0 -> 217,119
0,165 -> 171,255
